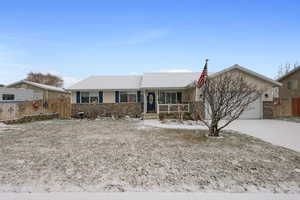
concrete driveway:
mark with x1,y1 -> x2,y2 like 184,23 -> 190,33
226,119 -> 300,152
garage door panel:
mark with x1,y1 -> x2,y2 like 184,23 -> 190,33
205,97 -> 262,119
239,97 -> 261,119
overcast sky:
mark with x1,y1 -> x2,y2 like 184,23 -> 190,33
0,0 -> 299,87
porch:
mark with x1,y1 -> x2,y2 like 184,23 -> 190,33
142,88 -> 195,115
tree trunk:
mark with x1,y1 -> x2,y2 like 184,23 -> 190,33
209,122 -> 219,137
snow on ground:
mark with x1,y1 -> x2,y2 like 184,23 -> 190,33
142,119 -> 300,152
0,119 -> 299,193
141,119 -> 208,130
0,122 -> 22,132
1,193 -> 300,200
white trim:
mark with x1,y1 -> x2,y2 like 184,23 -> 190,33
158,91 -> 182,104
78,91 -> 102,104
157,104 -> 190,114
143,90 -> 147,114
119,91 -> 138,103
7,80 -> 69,93
209,65 -> 282,87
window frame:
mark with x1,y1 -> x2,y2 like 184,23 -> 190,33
2,94 -> 15,101
119,91 -> 137,103
158,91 -> 181,104
287,80 -> 298,90
80,91 -> 101,104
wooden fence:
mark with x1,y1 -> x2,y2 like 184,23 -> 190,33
273,98 -> 300,117
273,98 -> 291,117
0,98 -> 71,121
292,98 -> 300,117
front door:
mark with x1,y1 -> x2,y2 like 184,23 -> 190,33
147,92 -> 156,113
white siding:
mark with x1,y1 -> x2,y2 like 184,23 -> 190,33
103,91 -> 115,103
262,88 -> 274,102
0,88 -> 42,102
71,92 -> 77,103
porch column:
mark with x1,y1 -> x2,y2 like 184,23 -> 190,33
143,90 -> 147,114
156,90 -> 159,113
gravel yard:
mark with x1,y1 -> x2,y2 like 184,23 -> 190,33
0,119 -> 299,193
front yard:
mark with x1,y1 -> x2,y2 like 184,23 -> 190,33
0,119 -> 299,192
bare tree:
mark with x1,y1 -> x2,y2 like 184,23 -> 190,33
276,62 -> 299,79
199,73 -> 262,137
25,72 -> 64,87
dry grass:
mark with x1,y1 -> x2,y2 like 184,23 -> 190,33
0,119 -> 299,193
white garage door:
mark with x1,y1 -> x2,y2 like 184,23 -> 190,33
205,96 -> 262,119
239,97 -> 262,119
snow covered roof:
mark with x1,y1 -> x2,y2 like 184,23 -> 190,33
68,64 -> 281,90
7,80 -> 69,93
140,72 -> 200,88
68,75 -> 142,90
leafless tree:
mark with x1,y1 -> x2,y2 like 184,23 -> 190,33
276,62 -> 299,79
199,73 -> 262,137
25,72 -> 64,87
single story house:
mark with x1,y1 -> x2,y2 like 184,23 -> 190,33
0,87 -> 42,103
276,65 -> 300,116
69,64 -> 282,119
6,80 -> 70,101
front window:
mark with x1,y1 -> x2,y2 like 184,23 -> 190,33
81,92 -> 90,103
166,92 -> 177,104
2,94 -> 15,101
159,91 -> 181,104
287,80 -> 298,90
120,91 -> 137,103
80,92 -> 99,104
89,92 -> 99,104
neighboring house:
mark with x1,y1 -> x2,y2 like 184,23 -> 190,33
277,66 -> 300,116
69,64 -> 281,119
6,80 -> 70,101
0,87 -> 43,102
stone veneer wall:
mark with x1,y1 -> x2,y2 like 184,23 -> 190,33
72,103 -> 142,118
263,101 -> 274,119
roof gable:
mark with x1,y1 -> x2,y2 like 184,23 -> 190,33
277,65 -> 300,82
209,64 -> 282,87
7,80 -> 69,93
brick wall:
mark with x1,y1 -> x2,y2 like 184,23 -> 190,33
72,103 -> 142,118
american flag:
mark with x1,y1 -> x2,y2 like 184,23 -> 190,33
197,59 -> 208,88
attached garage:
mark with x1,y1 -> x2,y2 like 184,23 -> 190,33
205,96 -> 263,120
203,65 -> 282,120
239,97 -> 262,119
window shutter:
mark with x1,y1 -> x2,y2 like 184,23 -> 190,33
115,91 -> 119,103
137,91 -> 141,102
177,92 -> 182,103
99,91 -> 103,103
76,91 -> 81,103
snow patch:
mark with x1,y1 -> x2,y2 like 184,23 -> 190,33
0,193 -> 300,200
141,119 -> 208,130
